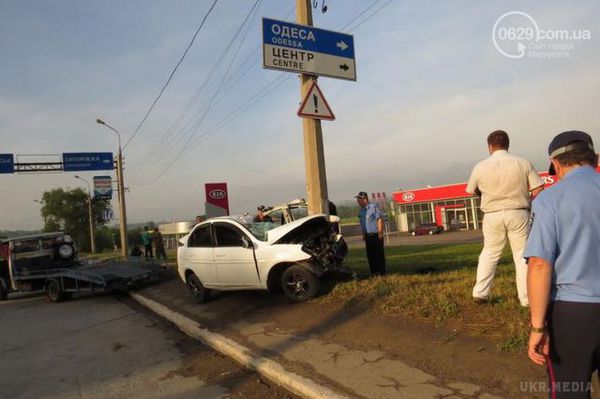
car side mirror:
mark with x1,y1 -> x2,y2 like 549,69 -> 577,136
241,236 -> 253,249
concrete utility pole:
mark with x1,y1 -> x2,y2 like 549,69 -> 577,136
74,175 -> 96,254
297,0 -> 329,216
96,119 -> 128,259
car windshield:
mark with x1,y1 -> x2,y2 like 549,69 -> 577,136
226,216 -> 278,241
291,206 -> 308,220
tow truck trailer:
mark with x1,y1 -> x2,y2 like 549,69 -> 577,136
0,232 -> 163,302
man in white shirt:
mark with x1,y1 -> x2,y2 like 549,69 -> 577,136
466,130 -> 544,306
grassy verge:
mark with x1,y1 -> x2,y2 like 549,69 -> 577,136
321,244 -> 530,351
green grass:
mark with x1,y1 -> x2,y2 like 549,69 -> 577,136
322,244 -> 530,351
339,216 -> 359,225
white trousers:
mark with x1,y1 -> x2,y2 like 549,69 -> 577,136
472,209 -> 530,306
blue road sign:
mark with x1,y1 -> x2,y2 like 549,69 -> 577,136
63,152 -> 113,172
0,154 -> 15,174
262,18 -> 356,81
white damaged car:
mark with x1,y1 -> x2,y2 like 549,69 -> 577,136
177,214 -> 348,302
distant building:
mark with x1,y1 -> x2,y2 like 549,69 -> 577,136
157,221 -> 194,249
391,168 -> 600,233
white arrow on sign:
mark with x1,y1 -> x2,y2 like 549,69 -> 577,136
336,41 -> 348,51
297,81 -> 335,121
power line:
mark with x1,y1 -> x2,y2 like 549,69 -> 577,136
129,2 -> 395,184
153,73 -> 292,180
158,0 -> 263,161
123,0 -> 219,150
133,0 -> 263,165
346,0 -> 395,32
139,4 -> 294,165
185,3 -> 396,151
340,0 -> 383,31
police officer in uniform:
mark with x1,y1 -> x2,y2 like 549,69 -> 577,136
356,191 -> 386,276
524,131 -> 600,398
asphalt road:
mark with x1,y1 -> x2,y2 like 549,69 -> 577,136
0,293 -> 297,399
344,229 -> 483,247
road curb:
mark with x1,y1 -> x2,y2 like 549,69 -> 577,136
130,292 -> 351,399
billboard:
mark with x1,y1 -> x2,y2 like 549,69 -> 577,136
93,176 -> 113,199
205,182 -> 229,218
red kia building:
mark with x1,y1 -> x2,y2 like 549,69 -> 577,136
391,168 -> 600,233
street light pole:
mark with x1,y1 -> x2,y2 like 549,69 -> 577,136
74,175 -> 96,254
96,118 -> 128,259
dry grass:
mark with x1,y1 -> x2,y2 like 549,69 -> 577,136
322,243 -> 530,351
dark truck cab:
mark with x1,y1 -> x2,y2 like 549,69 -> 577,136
0,232 -> 162,302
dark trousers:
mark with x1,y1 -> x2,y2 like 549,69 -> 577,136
365,234 -> 386,276
546,301 -> 600,399
155,246 -> 167,260
144,244 -> 153,258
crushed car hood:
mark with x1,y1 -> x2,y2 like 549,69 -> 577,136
267,214 -> 330,245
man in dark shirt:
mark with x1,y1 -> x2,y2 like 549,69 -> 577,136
152,227 -> 167,261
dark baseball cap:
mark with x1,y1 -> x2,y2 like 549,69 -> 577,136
257,205 -> 266,211
354,191 -> 368,199
548,130 -> 595,175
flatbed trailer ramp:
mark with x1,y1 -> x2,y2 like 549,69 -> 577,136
10,262 -> 165,302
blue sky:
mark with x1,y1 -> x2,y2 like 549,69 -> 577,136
1,0 -> 598,230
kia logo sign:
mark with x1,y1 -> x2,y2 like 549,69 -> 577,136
402,192 -> 415,202
209,189 -> 227,200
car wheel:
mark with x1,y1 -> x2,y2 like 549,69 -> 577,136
186,273 -> 210,303
281,265 -> 321,302
428,230 -> 434,235
46,279 -> 70,302
54,244 -> 75,261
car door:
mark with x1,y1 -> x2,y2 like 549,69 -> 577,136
213,222 -> 260,287
184,224 -> 218,285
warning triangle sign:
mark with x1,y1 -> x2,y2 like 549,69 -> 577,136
297,81 -> 335,121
